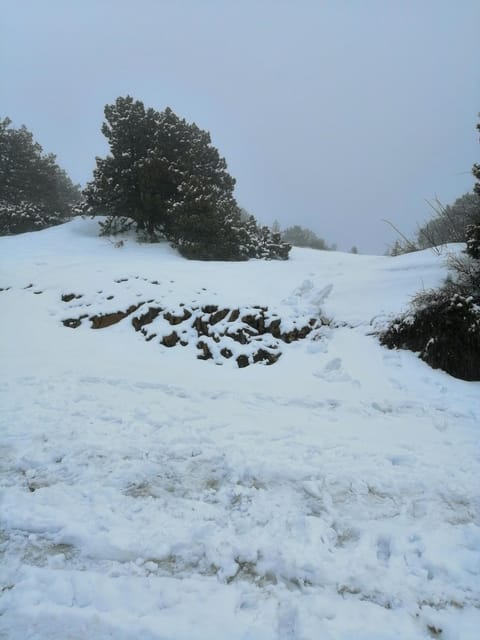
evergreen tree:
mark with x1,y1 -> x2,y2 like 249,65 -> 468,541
0,117 -> 80,235
84,97 -> 236,239
85,96 -> 290,260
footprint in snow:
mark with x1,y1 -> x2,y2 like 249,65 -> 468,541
324,357 -> 342,372
376,535 -> 392,565
313,357 -> 359,385
277,603 -> 299,640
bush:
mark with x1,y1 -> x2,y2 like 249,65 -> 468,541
381,116 -> 480,380
466,222 -> 480,260
382,225 -> 480,381
380,289 -> 480,381
98,216 -> 135,237
0,201 -> 67,235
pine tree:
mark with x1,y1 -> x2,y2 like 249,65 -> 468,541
85,98 -> 236,243
0,117 -> 80,235
85,96 -> 291,260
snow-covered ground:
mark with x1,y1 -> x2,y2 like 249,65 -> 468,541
1,219 -> 479,640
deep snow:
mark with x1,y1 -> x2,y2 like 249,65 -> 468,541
0,219 -> 479,639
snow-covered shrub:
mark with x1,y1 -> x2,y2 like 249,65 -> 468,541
380,289 -> 480,381
98,216 -> 135,237
0,200 -> 67,235
382,117 -> 480,380
256,226 -> 291,260
466,222 -> 480,260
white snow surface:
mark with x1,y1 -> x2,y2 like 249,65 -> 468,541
0,218 -> 479,639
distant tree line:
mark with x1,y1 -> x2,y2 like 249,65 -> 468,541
279,224 -> 336,251
388,191 -> 480,256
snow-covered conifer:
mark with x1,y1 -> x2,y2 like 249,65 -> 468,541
0,118 -> 80,235
84,96 -> 290,260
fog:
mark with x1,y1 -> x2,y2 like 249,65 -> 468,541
2,0 -> 479,252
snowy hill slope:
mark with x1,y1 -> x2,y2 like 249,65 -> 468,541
0,219 -> 479,639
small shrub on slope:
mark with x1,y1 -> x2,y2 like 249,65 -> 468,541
0,201 -> 66,235
466,222 -> 480,260
380,118 -> 480,381
380,289 -> 480,381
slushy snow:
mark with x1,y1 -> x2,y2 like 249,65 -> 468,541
0,218 -> 479,639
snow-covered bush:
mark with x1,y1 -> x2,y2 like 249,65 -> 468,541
381,118 -> 480,380
380,289 -> 480,381
381,235 -> 480,380
0,201 -> 67,235
466,222 -> 480,260
98,216 -> 135,237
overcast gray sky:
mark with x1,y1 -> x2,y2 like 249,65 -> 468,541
2,0 -> 479,253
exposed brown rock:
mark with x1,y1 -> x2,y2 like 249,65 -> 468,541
192,316 -> 210,336
91,303 -> 143,329
59,293 -> 325,366
164,308 -> 192,325
236,355 -> 249,368
242,313 -> 265,333
226,329 -> 248,345
209,308 -> 229,325
197,340 -> 213,360
62,314 -> 88,329
228,309 -> 240,322
132,307 -> 162,331
281,326 -> 312,343
63,318 -> 82,328
202,305 -> 218,314
252,349 -> 281,365
161,331 -> 179,347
